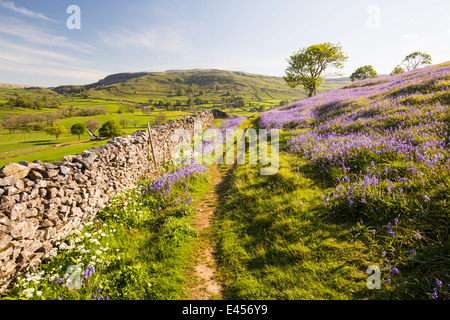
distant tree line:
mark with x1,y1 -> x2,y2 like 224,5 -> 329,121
58,105 -> 108,117
283,42 -> 433,92
349,51 -> 432,82
7,94 -> 60,109
1,113 -> 60,133
0,105 -> 108,134
390,51 -> 432,76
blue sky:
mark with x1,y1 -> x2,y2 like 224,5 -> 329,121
0,0 -> 449,87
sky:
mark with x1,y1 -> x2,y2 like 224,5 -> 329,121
0,0 -> 449,87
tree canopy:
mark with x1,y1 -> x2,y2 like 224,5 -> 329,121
390,65 -> 405,76
283,42 -> 348,97
46,124 -> 67,140
98,120 -> 122,138
350,65 -> 378,82
70,123 -> 86,140
402,51 -> 432,71
85,118 -> 100,133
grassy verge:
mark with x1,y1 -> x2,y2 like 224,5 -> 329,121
215,125 -> 377,299
1,163 -> 209,300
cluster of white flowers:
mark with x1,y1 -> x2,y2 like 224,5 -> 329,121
43,247 -> 59,259
12,218 -> 121,299
22,288 -> 42,298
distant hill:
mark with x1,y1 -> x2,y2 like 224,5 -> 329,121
52,69 -> 351,105
0,83 -> 32,88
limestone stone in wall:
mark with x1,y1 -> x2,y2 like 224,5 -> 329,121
0,109 -> 231,292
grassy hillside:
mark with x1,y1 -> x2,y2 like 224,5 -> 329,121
0,69 -> 350,166
256,62 -> 450,299
53,69 -> 350,105
1,63 -> 448,301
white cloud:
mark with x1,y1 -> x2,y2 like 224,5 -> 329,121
0,39 -> 83,65
0,18 -> 94,53
0,38 -> 105,84
0,63 -> 107,82
99,25 -> 192,53
0,0 -> 58,22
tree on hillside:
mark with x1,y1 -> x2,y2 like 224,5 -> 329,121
402,51 -> 432,71
283,42 -> 348,97
165,101 -> 173,108
350,65 -> 378,82
142,107 -> 153,116
70,123 -> 86,140
44,112 -> 59,126
98,120 -> 122,138
131,119 -> 139,128
19,113 -> 33,132
85,118 -> 100,133
119,118 -> 130,128
151,112 -> 168,127
390,65 -> 405,76
279,100 -> 290,107
45,124 -> 67,141
234,96 -> 245,108
1,115 -> 20,133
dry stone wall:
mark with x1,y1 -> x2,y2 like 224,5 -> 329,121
0,109 -> 232,292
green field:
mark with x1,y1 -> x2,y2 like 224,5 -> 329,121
2,69 -> 347,167
0,104 -> 257,167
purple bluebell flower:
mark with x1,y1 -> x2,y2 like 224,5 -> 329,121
432,288 -> 438,299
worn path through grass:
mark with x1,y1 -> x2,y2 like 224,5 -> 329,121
187,164 -> 232,299
213,121 -> 378,300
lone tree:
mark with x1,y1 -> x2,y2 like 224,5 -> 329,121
402,51 -> 432,71
119,118 -> 130,128
151,112 -> 168,127
284,42 -> 348,97
45,124 -> 67,141
85,118 -> 100,133
98,120 -> 122,138
1,114 -> 20,133
390,65 -> 405,76
70,122 -> 86,140
350,65 -> 378,82
131,119 -> 139,128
